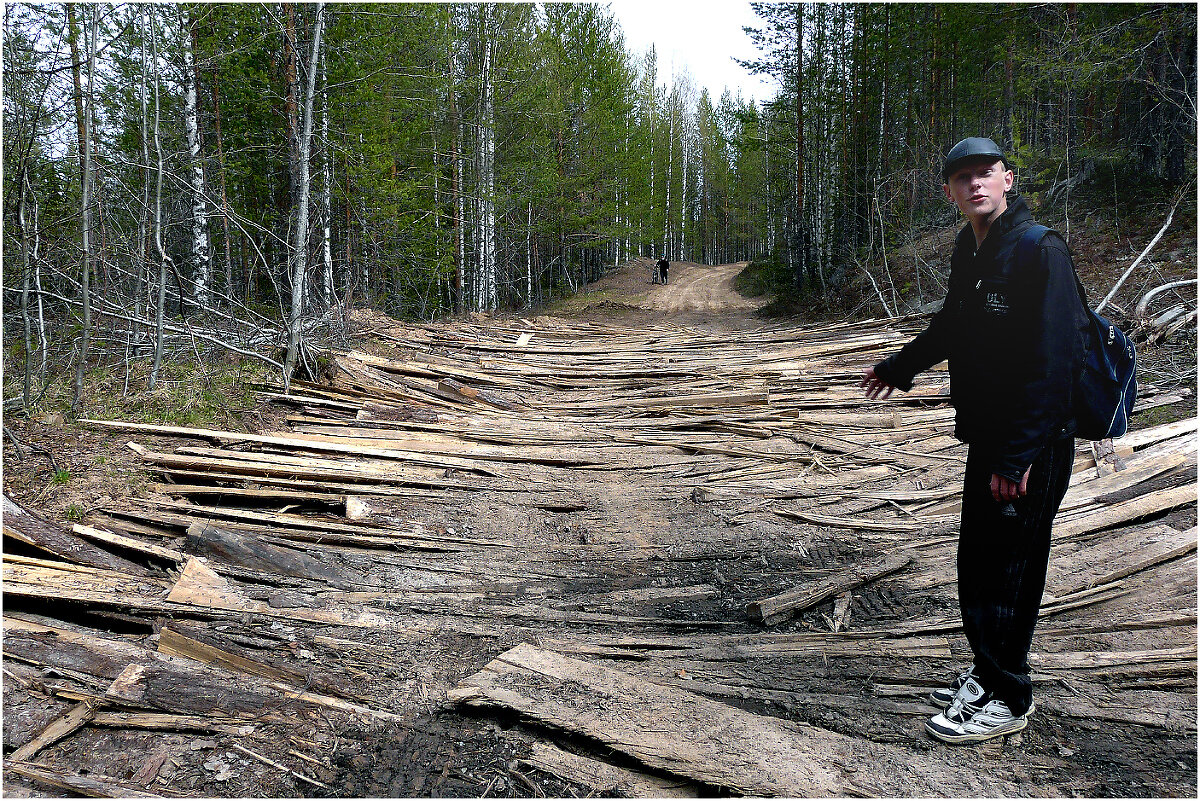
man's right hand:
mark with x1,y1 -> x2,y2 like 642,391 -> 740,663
860,366 -> 896,400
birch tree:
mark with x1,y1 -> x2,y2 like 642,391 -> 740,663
182,7 -> 211,307
283,2 -> 325,383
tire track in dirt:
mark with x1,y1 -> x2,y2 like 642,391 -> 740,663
638,260 -> 759,313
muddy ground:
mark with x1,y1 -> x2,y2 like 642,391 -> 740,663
3,239 -> 1197,797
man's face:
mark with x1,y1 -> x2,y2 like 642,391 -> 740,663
943,159 -> 1013,223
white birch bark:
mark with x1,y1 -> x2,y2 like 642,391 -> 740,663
182,8 -> 211,307
455,114 -> 466,309
622,134 -> 630,261
479,25 -> 497,312
664,96 -> 672,258
32,187 -> 47,385
320,52 -> 334,304
283,3 -> 326,383
473,125 -> 482,312
526,200 -> 533,307
647,93 -> 654,257
683,118 -> 691,262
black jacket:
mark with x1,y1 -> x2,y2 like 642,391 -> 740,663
874,195 -> 1088,482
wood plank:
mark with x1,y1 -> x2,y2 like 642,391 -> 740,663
84,420 -> 514,477
165,557 -> 391,629
184,521 -> 359,585
1054,484 -> 1196,540
1046,525 -> 1197,600
5,762 -> 167,798
71,523 -> 185,563
4,495 -> 154,577
149,483 -> 345,507
449,643 -> 1021,797
748,552 -> 914,625
157,626 -> 309,686
1061,448 -> 1193,508
520,741 -> 698,797
89,711 -> 244,733
9,701 -> 97,762
774,507 -> 953,532
1037,688 -> 1196,732
437,377 -> 519,410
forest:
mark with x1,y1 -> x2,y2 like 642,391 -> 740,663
3,2 -> 1196,406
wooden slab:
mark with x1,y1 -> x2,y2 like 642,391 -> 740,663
1054,484 -> 1196,540
4,495 -> 154,577
449,643 -> 1023,797
1046,525 -> 1197,600
748,552 -> 914,625
520,741 -> 699,797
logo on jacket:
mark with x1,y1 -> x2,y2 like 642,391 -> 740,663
984,289 -> 1009,314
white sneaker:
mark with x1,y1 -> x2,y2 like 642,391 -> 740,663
925,676 -> 1028,744
929,666 -> 975,709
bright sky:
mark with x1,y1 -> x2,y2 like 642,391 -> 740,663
607,0 -> 777,105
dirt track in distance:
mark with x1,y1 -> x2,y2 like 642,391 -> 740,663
634,259 -> 759,313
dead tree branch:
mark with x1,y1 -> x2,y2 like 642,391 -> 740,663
1096,188 -> 1185,313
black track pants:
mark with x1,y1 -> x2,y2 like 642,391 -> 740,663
957,433 -> 1076,716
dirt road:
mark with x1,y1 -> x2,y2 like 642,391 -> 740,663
636,259 -> 759,313
3,258 -> 1195,797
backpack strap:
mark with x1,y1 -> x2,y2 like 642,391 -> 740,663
1015,223 -> 1051,267
1016,223 -> 1091,311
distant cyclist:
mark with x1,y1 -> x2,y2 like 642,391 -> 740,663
656,256 -> 670,285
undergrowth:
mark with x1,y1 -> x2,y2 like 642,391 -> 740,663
4,355 -> 272,429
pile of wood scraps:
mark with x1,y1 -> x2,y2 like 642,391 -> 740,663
5,313 -> 1195,797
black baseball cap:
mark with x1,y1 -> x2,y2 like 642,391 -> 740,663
943,137 -> 1008,181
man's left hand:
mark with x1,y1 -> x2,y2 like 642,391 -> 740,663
990,467 -> 1032,503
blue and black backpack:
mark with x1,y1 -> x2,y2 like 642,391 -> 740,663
1017,224 -> 1137,441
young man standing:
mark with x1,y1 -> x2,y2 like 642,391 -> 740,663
861,137 -> 1088,744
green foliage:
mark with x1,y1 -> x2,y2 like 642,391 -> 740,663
733,258 -> 789,299
2,0 -> 1192,363
52,469 -> 71,485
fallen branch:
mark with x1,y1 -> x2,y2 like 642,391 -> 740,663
1096,189 -> 1185,313
227,742 -> 329,790
3,425 -> 60,474
1135,279 -> 1197,319
747,551 -> 914,625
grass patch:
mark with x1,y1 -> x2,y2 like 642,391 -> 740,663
4,355 -> 273,428
1131,400 -> 1194,430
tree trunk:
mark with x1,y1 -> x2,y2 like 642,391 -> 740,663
320,51 -> 335,305
71,5 -> 98,412
481,27 -> 497,312
135,7 -> 151,356
450,44 -> 465,313
19,171 -> 34,409
664,97 -> 673,258
283,3 -> 326,384
32,187 -> 48,387
208,48 -> 234,298
526,200 -> 533,308
184,8 -> 211,307
794,3 -> 807,289
149,13 -> 170,391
